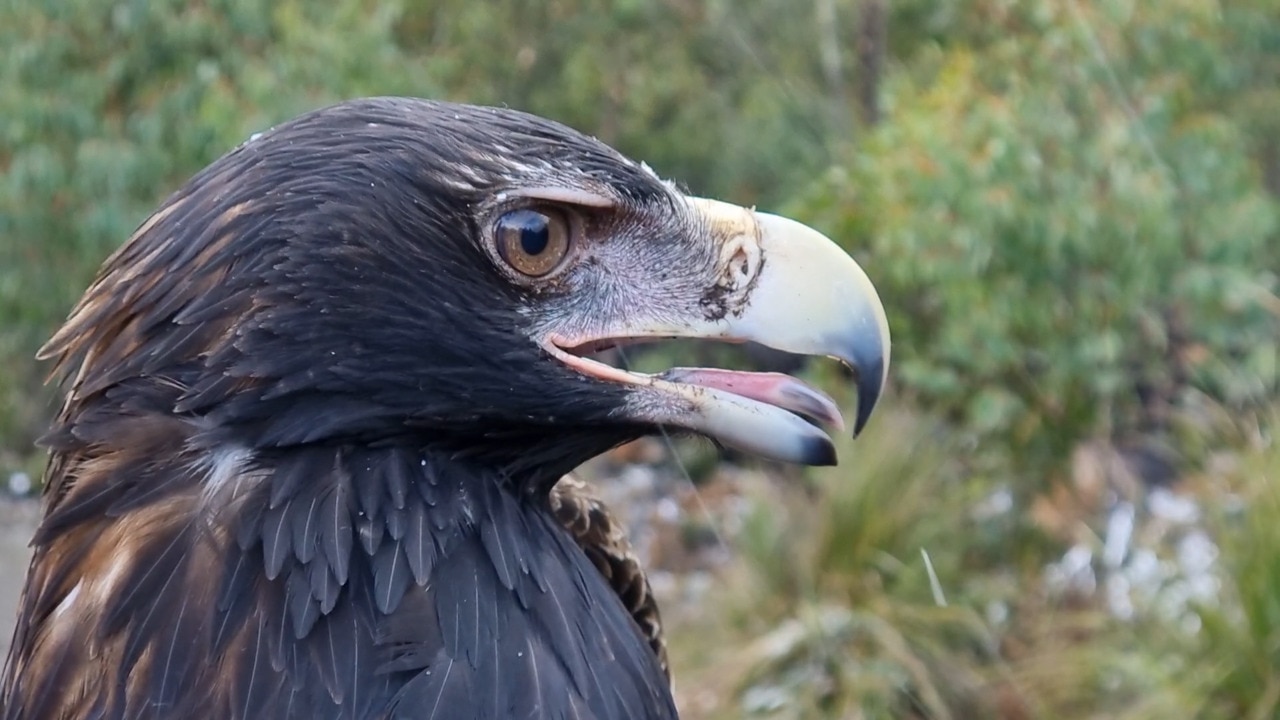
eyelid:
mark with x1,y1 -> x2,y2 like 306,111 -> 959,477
500,186 -> 615,208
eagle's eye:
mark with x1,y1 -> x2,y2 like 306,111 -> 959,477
494,208 -> 572,278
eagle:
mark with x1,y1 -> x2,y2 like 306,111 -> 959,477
1,98 -> 889,719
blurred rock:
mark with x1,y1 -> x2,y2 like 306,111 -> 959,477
7,472 -> 32,497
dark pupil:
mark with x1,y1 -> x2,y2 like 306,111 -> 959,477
508,210 -> 550,256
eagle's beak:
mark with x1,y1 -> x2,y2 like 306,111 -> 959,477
546,199 -> 890,466
692,199 -> 889,435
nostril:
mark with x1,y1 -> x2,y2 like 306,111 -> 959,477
727,238 -> 752,288
720,237 -> 761,291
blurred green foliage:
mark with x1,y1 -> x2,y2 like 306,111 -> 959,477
729,412 -> 998,718
795,0 -> 1279,479
674,407 -> 1280,719
1191,421 -> 1280,719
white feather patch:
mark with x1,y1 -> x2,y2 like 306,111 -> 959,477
198,446 -> 255,506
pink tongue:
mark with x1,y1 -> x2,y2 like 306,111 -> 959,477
657,368 -> 845,431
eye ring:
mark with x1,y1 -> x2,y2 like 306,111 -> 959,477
492,207 -> 573,278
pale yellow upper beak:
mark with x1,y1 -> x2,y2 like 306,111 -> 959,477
546,197 -> 890,466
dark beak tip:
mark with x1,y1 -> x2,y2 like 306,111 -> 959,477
851,362 -> 886,438
852,409 -> 873,438
799,435 -> 838,466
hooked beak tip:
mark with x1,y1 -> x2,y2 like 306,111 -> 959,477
852,356 -> 886,437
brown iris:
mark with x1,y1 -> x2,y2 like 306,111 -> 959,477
494,208 -> 571,277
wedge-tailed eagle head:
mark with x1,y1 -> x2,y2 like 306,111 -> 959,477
3,98 -> 889,720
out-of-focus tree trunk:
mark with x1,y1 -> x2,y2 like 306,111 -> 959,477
1262,138 -> 1280,199
815,0 -> 849,129
855,0 -> 886,127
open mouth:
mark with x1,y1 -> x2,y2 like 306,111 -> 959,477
544,335 -> 847,433
531,201 -> 888,467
